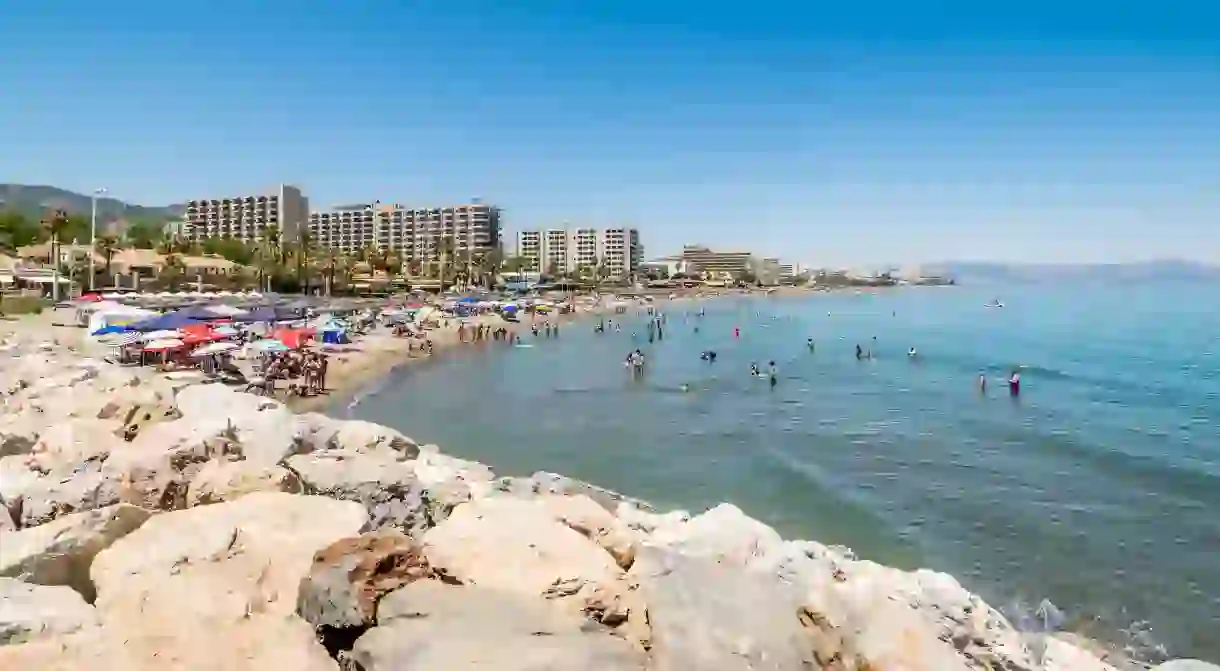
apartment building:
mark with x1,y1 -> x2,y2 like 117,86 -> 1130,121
515,227 -> 643,279
183,185 -> 308,246
601,228 -> 643,279
307,202 -> 502,263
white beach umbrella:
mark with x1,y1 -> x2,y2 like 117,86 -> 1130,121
143,338 -> 184,351
190,341 -> 239,357
140,329 -> 183,341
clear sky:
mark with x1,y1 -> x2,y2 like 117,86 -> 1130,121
1,0 -> 1217,266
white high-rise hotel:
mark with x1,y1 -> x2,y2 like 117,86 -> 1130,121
516,227 -> 643,279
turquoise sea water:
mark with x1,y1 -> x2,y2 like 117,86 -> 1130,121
334,283 -> 1220,661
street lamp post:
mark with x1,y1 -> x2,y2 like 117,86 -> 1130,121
89,188 -> 107,291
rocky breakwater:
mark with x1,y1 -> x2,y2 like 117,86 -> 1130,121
0,338 -> 1211,670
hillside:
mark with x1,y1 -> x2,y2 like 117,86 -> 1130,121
0,184 -> 184,233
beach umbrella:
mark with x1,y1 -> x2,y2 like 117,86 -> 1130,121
91,324 -> 128,336
114,332 -> 143,346
143,338 -> 185,352
140,329 -> 183,341
250,339 -> 289,353
204,303 -> 248,317
212,324 -> 239,336
190,341 -> 239,357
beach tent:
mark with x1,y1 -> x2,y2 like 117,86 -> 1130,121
88,303 -> 157,335
128,310 -> 211,332
204,303 -> 248,317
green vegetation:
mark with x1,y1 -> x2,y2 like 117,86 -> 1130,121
0,295 -> 47,316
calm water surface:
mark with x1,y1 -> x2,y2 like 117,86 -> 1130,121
334,283 -> 1220,661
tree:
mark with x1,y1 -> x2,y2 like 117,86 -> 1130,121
124,219 -> 163,249
0,212 -> 39,250
160,253 -> 186,291
94,234 -> 120,285
41,209 -> 71,301
294,230 -> 314,294
437,236 -> 455,290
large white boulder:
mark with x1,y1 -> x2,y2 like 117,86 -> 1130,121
90,492 -> 367,621
647,502 -> 785,565
630,547 -> 816,671
0,612 -> 337,671
350,579 -> 646,670
0,578 -> 99,645
26,419 -> 125,473
173,384 -> 302,464
187,459 -> 301,506
287,452 -> 426,531
0,412 -> 42,458
332,420 -> 419,459
422,497 -> 624,599
0,504 -> 150,599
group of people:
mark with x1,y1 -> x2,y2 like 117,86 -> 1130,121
259,349 -> 330,398
531,321 -> 561,338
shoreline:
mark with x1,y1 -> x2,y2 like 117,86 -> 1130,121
0,307 -> 1189,670
290,285 -> 831,413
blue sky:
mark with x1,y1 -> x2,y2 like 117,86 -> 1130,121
1,0 -> 1217,265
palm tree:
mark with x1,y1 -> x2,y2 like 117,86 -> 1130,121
41,209 -> 71,302
95,234 -> 120,286
437,236 -> 455,291
294,230 -> 314,294
160,253 -> 186,291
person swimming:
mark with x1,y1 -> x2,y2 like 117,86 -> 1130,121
679,383 -> 690,393
908,347 -> 918,358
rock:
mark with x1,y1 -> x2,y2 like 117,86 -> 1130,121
295,412 -> 342,452
422,497 -> 623,599
296,529 -> 431,630
90,493 -> 367,621
0,504 -> 150,600
349,579 -> 647,670
538,494 -> 638,569
1153,662 -> 1220,671
16,458 -> 123,527
26,419 -> 125,473
496,471 -> 642,512
173,384 -> 303,464
332,420 -> 419,459
630,547 -> 816,671
0,412 -> 41,458
187,459 -> 301,506
287,452 -> 426,531
615,502 -> 690,535
648,503 -> 786,566
0,612 -> 338,671
0,454 -> 42,508
0,578 -> 99,645
410,448 -> 494,495
0,504 -> 14,533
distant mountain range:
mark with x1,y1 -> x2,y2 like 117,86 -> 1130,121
924,260 -> 1220,284
0,184 -> 185,232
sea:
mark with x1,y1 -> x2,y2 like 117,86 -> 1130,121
331,282 -> 1220,662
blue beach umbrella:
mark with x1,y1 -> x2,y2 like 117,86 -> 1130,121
91,324 -> 128,336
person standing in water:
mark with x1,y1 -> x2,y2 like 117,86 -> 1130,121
855,344 -> 863,360
1008,369 -> 1021,396
768,361 -> 778,388
978,373 -> 988,394
807,338 -> 815,352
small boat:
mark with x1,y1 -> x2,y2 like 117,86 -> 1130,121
985,299 -> 1005,308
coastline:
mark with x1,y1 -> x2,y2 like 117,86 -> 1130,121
0,307 -> 1192,670
290,285 -> 828,413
